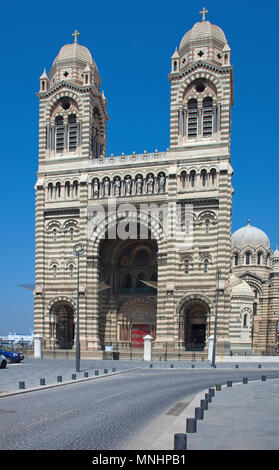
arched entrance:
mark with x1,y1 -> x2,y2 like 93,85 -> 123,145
50,301 -> 75,349
178,296 -> 211,351
118,297 -> 157,347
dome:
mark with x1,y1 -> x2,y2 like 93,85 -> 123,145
53,42 -> 97,69
230,274 -> 254,297
179,20 -> 227,52
232,221 -> 270,250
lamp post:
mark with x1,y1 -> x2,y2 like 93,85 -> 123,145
211,268 -> 221,368
73,243 -> 84,372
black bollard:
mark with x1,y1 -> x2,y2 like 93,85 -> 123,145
174,433 -> 187,450
191,364 -> 195,368
243,377 -> 248,384
40,378 -> 45,386
150,364 -> 153,368
95,370 -> 99,376
216,384 -> 222,391
227,380 -> 232,387
57,376 -> 62,382
84,372 -> 88,378
195,407 -> 204,420
186,418 -> 197,433
258,364 -> 262,368
19,381 -> 25,390
112,368 -> 116,372
170,364 -> 174,368
104,369 -> 108,374
205,393 -> 211,403
72,374 -> 76,380
209,388 -> 215,397
261,375 -> 266,381
235,364 -> 239,369
201,399 -> 208,410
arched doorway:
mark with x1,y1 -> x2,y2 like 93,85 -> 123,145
50,301 -> 75,349
178,297 -> 210,351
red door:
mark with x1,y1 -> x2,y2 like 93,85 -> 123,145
131,324 -> 150,347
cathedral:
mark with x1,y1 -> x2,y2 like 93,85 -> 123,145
34,10 -> 279,358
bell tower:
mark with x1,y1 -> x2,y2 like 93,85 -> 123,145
37,31 -> 109,161
169,9 -> 233,151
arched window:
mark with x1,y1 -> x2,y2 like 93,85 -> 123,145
205,219 -> 210,233
210,169 -> 217,185
56,182 -> 61,198
52,264 -> 57,279
201,169 -> 207,187
65,181 -> 71,198
243,314 -> 248,327
53,228 -> 57,242
55,116 -> 65,153
234,253 -> 239,266
257,252 -> 263,265
204,259 -> 209,273
69,264 -> 74,278
185,259 -> 189,274
246,252 -> 251,265
69,228 -> 74,241
203,97 -> 213,137
73,180 -> 78,198
68,114 -> 78,151
188,99 -> 198,138
190,170 -> 196,188
180,171 -> 187,189
48,183 -> 53,200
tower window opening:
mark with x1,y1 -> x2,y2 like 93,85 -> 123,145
243,314 -> 248,327
203,97 -> 213,137
257,252 -> 262,265
68,114 -> 78,152
205,219 -> 210,233
184,259 -> 189,274
246,252 -> 251,265
201,169 -> 207,187
55,116 -> 65,153
190,170 -> 196,188
188,99 -> 198,138
234,253 -> 239,266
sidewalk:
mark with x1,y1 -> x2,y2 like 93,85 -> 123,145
150,378 -> 279,450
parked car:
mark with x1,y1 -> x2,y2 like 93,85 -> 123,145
0,354 -> 7,368
0,350 -> 24,364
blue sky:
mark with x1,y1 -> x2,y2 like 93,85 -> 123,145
0,0 -> 278,334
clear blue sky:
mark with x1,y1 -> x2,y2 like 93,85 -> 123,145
1,0 -> 278,334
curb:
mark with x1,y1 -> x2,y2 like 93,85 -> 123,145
0,368 -> 141,398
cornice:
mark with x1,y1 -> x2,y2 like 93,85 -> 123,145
168,60 -> 233,82
37,81 -> 98,99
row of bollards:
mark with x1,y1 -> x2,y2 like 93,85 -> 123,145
18,368 -> 118,390
174,375 -> 268,450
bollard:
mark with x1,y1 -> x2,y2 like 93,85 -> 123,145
104,369 -> 108,374
216,384 -> 222,391
174,433 -> 187,450
191,364 -> 195,368
205,393 -> 211,403
72,374 -> 76,380
227,380 -> 232,387
261,375 -> 266,381
186,418 -> 197,433
243,377 -> 248,384
57,376 -> 62,382
195,407 -> 204,420
19,381 -> 25,390
112,368 -> 116,372
40,378 -> 46,386
170,364 -> 174,368
258,364 -> 262,369
201,399 -> 208,410
95,370 -> 99,376
209,388 -> 215,397
84,372 -> 88,378
150,364 -> 153,368
235,364 -> 239,369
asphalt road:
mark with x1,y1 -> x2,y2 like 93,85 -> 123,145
1,367 -> 279,450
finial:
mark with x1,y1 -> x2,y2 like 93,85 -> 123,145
247,218 -> 250,225
199,7 -> 208,21
72,29 -> 80,43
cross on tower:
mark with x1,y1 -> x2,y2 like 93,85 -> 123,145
72,29 -> 80,43
199,7 -> 208,21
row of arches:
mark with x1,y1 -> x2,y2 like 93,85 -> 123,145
91,172 -> 167,198
179,168 -> 217,190
232,249 -> 272,267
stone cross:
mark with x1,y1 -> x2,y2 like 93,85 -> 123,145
72,29 -> 80,43
199,7 -> 208,21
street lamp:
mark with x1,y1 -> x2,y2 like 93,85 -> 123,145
211,268 -> 221,368
73,243 -> 85,372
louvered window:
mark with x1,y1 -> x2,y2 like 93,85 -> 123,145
55,116 -> 65,153
187,99 -> 198,138
203,97 -> 213,137
68,114 -> 78,151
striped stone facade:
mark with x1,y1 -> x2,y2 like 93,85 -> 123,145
34,18 -> 278,358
